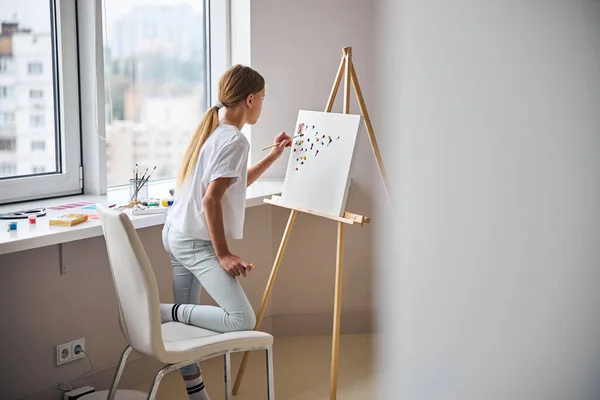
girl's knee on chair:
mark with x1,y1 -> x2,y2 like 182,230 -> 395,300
228,308 -> 256,331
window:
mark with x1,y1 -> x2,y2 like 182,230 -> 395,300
28,62 -> 43,75
30,89 -> 44,99
0,112 -> 15,126
31,140 -> 46,151
1,0 -> 225,202
0,0 -> 81,203
30,114 -> 45,127
0,138 -> 16,151
0,163 -> 17,176
104,0 -> 210,187
0,57 -> 9,73
0,86 -> 14,99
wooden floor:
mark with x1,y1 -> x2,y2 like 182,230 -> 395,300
136,334 -> 375,400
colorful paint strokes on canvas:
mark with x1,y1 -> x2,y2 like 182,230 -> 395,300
291,122 -> 342,171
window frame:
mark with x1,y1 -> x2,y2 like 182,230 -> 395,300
28,62 -> 44,75
0,86 -> 14,99
31,140 -> 46,151
0,111 -> 15,126
0,57 -> 9,73
0,163 -> 17,175
0,0 -> 82,204
0,138 -> 16,151
208,0 -> 231,107
30,89 -> 44,99
30,114 -> 45,127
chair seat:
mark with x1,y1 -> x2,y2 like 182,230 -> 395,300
158,322 -> 273,364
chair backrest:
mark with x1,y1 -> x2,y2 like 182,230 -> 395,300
97,205 -> 165,358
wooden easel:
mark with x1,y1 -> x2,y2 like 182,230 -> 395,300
233,46 -> 390,399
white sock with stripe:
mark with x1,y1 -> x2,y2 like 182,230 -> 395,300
185,375 -> 210,400
159,303 -> 197,324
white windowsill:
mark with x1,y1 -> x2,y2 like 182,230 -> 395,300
0,179 -> 283,256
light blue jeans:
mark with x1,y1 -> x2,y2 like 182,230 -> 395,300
161,222 -> 256,376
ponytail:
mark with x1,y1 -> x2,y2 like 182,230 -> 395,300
176,106 -> 220,193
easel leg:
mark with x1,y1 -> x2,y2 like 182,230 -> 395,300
328,47 -> 351,400
326,55 -> 346,112
232,209 -> 298,395
350,64 -> 393,207
343,47 -> 352,115
330,221 -> 345,400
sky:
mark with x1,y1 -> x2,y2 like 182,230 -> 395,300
0,0 -> 50,32
0,0 -> 203,34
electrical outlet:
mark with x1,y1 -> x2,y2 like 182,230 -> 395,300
71,338 -> 85,361
57,338 -> 86,365
57,343 -> 71,365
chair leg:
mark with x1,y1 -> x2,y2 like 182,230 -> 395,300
146,365 -> 171,400
224,352 -> 232,400
107,345 -> 133,400
266,346 -> 275,400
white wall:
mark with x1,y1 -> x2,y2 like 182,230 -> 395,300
248,0 -> 376,180
375,1 -> 600,399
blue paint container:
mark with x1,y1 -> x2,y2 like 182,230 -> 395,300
8,221 -> 17,231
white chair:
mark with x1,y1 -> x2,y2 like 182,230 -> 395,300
95,205 -> 275,400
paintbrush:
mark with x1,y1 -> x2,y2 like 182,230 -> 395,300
262,134 -> 303,151
137,166 -> 157,191
131,166 -> 157,201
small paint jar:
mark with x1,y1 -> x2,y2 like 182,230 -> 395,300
8,221 -> 17,231
160,199 -> 169,207
167,199 -> 174,206
28,215 -> 37,224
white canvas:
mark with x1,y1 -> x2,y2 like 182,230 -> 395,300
280,110 -> 363,217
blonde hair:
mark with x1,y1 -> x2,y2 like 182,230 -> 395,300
176,65 -> 265,193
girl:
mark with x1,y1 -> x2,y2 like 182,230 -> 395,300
160,65 -> 291,400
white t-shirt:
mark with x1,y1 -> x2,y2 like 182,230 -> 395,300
167,124 -> 250,240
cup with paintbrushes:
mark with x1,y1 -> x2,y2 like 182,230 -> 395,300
129,166 -> 157,204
